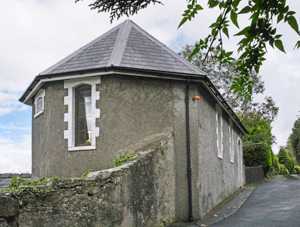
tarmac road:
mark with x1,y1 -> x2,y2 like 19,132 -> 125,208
210,175 -> 300,227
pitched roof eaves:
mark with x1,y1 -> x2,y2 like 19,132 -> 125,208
39,23 -> 123,76
19,76 -> 41,102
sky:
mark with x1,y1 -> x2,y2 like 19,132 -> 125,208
0,0 -> 300,173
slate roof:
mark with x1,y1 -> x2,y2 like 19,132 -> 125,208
0,173 -> 31,190
39,19 -> 205,76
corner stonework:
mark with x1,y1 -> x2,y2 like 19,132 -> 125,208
64,76 -> 101,151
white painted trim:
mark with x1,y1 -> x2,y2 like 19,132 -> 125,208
68,145 -> 96,151
64,76 -> 101,151
33,89 -> 45,118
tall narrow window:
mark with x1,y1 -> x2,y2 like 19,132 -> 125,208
229,120 -> 234,163
75,84 -> 92,146
237,137 -> 243,186
216,105 -> 223,159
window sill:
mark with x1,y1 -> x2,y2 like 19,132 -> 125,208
218,155 -> 223,160
34,111 -> 44,118
230,160 -> 234,164
68,145 -> 96,151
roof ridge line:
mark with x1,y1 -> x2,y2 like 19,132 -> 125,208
105,20 -> 132,67
129,21 -> 207,76
39,23 -> 123,76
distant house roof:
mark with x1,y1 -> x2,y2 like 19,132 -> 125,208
0,173 -> 31,190
19,20 -> 248,135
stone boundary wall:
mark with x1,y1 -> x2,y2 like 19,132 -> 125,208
0,133 -> 176,227
245,166 -> 265,185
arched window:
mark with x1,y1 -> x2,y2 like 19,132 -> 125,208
34,89 -> 45,118
75,84 -> 92,146
64,77 -> 100,151
36,97 -> 43,113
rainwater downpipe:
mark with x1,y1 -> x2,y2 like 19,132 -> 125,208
185,79 -> 193,223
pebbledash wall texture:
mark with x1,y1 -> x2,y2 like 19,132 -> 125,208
16,20 -> 248,223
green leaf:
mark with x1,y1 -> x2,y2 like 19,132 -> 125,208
188,45 -> 200,60
195,4 -> 203,10
294,40 -> 300,49
235,26 -> 251,36
232,0 -> 241,9
223,27 -> 229,38
238,6 -> 251,14
225,51 -> 233,57
275,39 -> 286,53
230,10 -> 239,28
251,12 -> 259,25
247,85 -> 253,95
288,16 -> 300,35
178,17 -> 188,29
277,14 -> 284,23
287,11 -> 296,16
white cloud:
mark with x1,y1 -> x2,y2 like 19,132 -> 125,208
0,91 -> 28,115
0,135 -> 31,173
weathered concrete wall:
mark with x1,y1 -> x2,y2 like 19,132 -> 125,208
0,133 -> 176,227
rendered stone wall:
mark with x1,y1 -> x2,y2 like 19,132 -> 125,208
0,134 -> 176,227
32,75 -> 175,180
245,166 -> 264,185
181,82 -> 245,220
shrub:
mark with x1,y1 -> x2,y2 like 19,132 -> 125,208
278,164 -> 290,175
278,148 -> 294,174
272,155 -> 280,172
294,166 -> 300,174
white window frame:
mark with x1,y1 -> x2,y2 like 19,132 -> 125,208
64,76 -> 101,151
34,89 -> 45,118
229,119 -> 234,163
216,104 -> 223,159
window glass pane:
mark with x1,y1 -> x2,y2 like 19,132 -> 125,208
75,85 -> 91,146
36,97 -> 43,113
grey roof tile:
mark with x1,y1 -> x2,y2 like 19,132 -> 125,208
38,20 -> 206,77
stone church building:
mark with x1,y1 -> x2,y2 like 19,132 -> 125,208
20,20 -> 247,222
